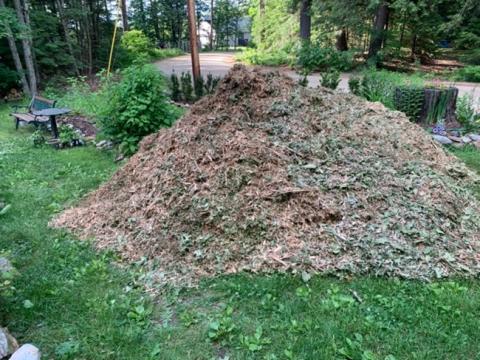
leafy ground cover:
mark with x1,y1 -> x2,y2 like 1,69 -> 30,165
1,104 -> 480,359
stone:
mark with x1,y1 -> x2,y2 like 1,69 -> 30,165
449,130 -> 461,137
447,135 -> 463,143
461,136 -> 472,143
0,257 -> 13,274
10,344 -> 41,360
474,141 -> 480,149
432,135 -> 453,145
0,327 -> 19,358
468,134 -> 480,142
96,140 -> 113,150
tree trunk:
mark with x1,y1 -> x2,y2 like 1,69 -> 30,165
0,0 -> 31,96
410,34 -> 417,60
259,0 -> 265,43
335,27 -> 348,51
299,0 -> 311,42
12,0 -> 37,94
121,0 -> 128,30
367,2 -> 389,60
209,0 -> 214,50
55,0 -> 80,76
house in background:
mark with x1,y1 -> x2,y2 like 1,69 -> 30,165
198,16 -> 251,49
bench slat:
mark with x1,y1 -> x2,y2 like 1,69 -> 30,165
12,113 -> 49,122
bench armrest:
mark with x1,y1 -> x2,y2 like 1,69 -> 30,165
11,104 -> 29,112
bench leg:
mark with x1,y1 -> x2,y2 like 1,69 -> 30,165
15,118 -> 19,130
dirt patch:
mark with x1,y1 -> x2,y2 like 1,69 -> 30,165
52,65 -> 480,287
57,115 -> 97,137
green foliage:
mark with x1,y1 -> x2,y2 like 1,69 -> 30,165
455,66 -> 480,82
0,63 -> 19,96
149,47 -> 183,61
460,49 -> 480,66
393,85 -> 425,121
426,90 -> 450,125
29,129 -> 46,147
58,125 -> 83,147
297,43 -> 355,72
170,73 -> 221,103
351,70 -> 424,110
180,72 -> 194,103
194,75 -> 205,99
456,95 -> 480,133
170,73 -> 181,102
119,30 -> 183,66
320,70 -> 341,89
237,48 -> 295,66
207,306 -> 236,342
120,30 -> 151,64
100,65 -> 180,155
205,73 -> 221,94
44,75 -> 111,118
348,76 -> 362,95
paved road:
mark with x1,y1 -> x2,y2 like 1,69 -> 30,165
155,52 -> 480,102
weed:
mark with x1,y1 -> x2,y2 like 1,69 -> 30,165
207,306 -> 236,342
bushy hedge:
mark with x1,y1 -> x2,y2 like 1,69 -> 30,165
237,48 -> 296,66
297,43 -> 356,73
100,65 -> 182,155
349,70 -> 424,111
119,30 -> 183,66
0,63 -> 19,97
455,66 -> 480,82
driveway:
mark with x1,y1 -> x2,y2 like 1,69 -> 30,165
155,52 -> 480,102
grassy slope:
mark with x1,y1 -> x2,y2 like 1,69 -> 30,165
1,104 -> 480,359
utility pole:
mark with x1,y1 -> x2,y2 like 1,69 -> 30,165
187,0 -> 201,82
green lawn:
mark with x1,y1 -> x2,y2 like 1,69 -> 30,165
1,103 -> 480,359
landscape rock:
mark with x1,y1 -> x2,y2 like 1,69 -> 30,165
475,141 -> 480,149
461,136 -> 472,143
447,135 -> 463,143
9,344 -> 41,360
0,328 -> 19,358
95,140 -> 113,150
468,134 -> 480,142
432,135 -> 453,145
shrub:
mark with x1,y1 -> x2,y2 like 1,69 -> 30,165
194,75 -> 205,99
455,66 -> 480,82
297,43 -> 355,73
180,72 -> 194,102
320,70 -> 341,89
170,73 -> 181,101
44,74 -> 111,117
0,64 -> 19,96
460,49 -> 480,66
237,48 -> 295,66
150,48 -> 183,61
456,94 -> 480,133
100,65 -> 181,155
205,74 -> 221,94
393,85 -> 425,121
169,73 -> 221,102
351,70 -> 424,110
120,30 -> 151,65
348,76 -> 362,95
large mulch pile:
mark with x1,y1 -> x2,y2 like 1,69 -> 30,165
53,65 -> 480,286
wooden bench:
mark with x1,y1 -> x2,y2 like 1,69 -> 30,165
11,96 -> 56,130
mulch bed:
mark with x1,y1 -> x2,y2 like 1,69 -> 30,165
57,115 -> 97,137
52,65 -> 480,288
